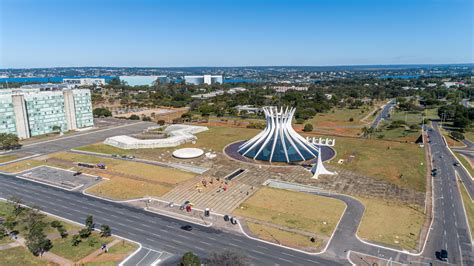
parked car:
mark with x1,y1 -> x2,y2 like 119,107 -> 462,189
453,162 -> 460,167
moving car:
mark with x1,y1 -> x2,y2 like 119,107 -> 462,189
436,249 -> 448,261
181,225 -> 193,231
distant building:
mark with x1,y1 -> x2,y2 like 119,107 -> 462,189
191,87 -> 246,99
0,87 -> 93,139
270,85 -> 308,93
324,94 -> 333,100
184,75 -> 223,85
235,105 -> 262,115
119,76 -> 169,86
443,81 -> 464,88
20,83 -> 72,91
63,78 -> 105,87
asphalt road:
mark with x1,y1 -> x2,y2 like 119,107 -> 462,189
0,173 -> 344,266
5,119 -> 154,156
370,99 -> 395,129
425,122 -> 473,264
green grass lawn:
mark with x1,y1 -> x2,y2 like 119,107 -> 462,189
329,136 -> 426,192
50,233 -> 114,262
459,182 -> 474,239
0,200 -> 81,236
0,246 -> 57,266
357,197 -> 425,251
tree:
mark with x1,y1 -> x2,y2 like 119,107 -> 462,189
361,126 -> 375,138
303,123 -> 313,132
79,228 -> 92,239
207,249 -> 249,266
85,215 -> 94,230
25,221 -> 51,256
52,125 -> 62,133
142,116 -> 152,121
157,120 -> 166,126
100,224 -> 111,237
71,234 -> 81,246
93,108 -> 112,118
129,114 -> 140,120
0,133 -> 20,150
181,251 -> 201,266
450,131 -> 465,141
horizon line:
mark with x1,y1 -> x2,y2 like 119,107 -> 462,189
1,62 -> 473,70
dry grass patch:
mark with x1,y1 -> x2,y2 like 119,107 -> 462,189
330,136 -> 426,192
49,152 -> 195,185
77,126 -> 260,160
246,222 -> 323,250
0,154 -> 20,163
357,197 -> 425,251
86,177 -> 172,199
459,181 -> 474,239
44,152 -> 196,200
0,159 -> 43,173
309,107 -> 371,128
234,187 -> 345,237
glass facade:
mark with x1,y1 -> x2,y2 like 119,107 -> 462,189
73,90 -> 94,128
0,95 -> 16,135
0,88 -> 94,138
24,92 -> 68,136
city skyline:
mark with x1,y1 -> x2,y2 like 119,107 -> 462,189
1,0 -> 472,68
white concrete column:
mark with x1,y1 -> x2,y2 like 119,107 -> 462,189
63,90 -> 77,131
11,94 -> 30,139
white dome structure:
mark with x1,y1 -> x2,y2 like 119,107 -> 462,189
172,148 -> 204,159
238,106 -> 319,163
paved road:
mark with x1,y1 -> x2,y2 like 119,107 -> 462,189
5,119 -> 154,156
0,173 -> 344,265
370,99 -> 395,129
425,122 -> 473,264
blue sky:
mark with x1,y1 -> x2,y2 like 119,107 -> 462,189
0,0 -> 472,68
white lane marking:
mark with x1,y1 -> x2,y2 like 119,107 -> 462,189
135,249 -> 152,266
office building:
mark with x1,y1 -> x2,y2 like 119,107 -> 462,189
119,76 -> 170,86
63,78 -> 106,86
0,87 -> 94,139
184,75 -> 223,85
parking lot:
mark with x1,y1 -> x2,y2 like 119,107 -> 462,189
17,165 -> 101,191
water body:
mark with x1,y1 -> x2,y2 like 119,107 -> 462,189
0,76 -> 117,83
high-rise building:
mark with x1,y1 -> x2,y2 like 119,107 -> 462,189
184,75 -> 223,85
0,87 -> 94,139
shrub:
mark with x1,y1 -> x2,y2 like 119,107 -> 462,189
303,123 -> 313,132
450,131 -> 465,141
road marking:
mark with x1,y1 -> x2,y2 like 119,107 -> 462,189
199,240 -> 212,246
278,257 -> 292,263
135,249 -> 152,266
